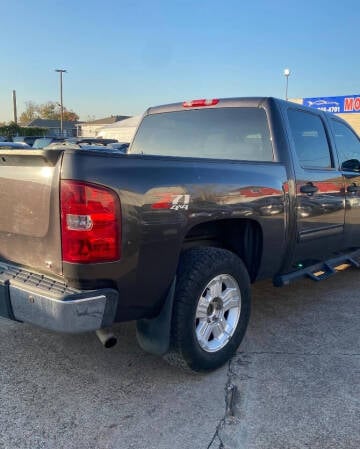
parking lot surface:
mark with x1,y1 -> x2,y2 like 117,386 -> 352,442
1,269 -> 359,449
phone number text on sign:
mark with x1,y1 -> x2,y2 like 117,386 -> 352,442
317,106 -> 340,113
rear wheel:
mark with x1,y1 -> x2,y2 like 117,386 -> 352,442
166,247 -> 251,372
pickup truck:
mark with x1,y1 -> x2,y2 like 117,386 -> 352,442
1,97 -> 360,372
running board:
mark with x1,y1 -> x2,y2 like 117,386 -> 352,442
273,249 -> 360,287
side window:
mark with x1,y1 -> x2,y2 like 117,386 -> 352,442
332,120 -> 360,169
288,109 -> 332,169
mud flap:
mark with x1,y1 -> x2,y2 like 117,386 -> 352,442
136,278 -> 176,356
0,280 -> 15,321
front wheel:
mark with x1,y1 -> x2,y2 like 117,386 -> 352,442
166,247 -> 251,372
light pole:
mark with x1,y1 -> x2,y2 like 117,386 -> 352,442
55,69 -> 67,136
284,68 -> 290,101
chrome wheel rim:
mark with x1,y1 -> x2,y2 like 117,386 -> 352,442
195,274 -> 241,353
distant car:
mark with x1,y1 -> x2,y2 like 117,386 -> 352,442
66,137 -> 118,146
32,137 -> 67,149
0,142 -> 31,149
12,136 -> 45,146
80,144 -> 118,151
44,142 -> 127,153
107,142 -> 129,153
0,136 -> 7,142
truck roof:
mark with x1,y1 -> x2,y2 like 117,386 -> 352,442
146,97 -> 270,115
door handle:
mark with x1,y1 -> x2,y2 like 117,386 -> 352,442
347,183 -> 360,193
300,183 -> 319,194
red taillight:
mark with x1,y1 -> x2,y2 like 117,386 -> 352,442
60,180 -> 120,263
183,99 -> 219,108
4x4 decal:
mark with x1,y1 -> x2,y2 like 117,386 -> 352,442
151,194 -> 191,210
170,195 -> 190,210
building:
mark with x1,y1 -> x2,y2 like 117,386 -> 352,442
26,118 -> 78,137
97,115 -> 142,142
77,115 -> 130,137
290,94 -> 360,135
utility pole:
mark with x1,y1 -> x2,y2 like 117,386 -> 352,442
55,69 -> 67,136
12,90 -> 17,124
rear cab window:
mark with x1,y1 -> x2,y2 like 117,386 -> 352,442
130,107 -> 273,162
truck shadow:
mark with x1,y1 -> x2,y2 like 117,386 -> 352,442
1,268 -> 359,448
3,267 -> 358,378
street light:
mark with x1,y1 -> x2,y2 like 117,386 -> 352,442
284,68 -> 290,101
55,69 -> 67,136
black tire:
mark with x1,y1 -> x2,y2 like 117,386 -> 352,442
165,247 -> 251,372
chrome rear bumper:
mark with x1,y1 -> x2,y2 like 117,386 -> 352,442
0,261 -> 118,333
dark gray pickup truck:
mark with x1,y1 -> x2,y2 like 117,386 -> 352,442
1,97 -> 360,372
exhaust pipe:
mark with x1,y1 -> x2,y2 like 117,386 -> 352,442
96,328 -> 117,348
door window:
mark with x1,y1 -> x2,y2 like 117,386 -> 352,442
288,109 -> 332,169
332,120 -> 360,170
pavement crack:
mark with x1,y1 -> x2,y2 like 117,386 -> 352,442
225,382 -> 237,419
207,360 -> 238,449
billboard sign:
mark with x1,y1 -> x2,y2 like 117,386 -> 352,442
303,95 -> 360,114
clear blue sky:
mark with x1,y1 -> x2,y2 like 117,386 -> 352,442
1,0 -> 359,122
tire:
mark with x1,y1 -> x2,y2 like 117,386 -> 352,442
166,247 -> 251,372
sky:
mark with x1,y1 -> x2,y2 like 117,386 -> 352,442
1,0 -> 359,122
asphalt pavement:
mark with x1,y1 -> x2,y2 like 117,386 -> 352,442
1,268 -> 359,449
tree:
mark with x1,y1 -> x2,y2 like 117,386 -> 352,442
0,122 -> 21,137
62,109 -> 79,121
19,101 -> 79,124
19,101 -> 39,124
38,101 -> 58,120
0,122 -> 46,138
39,101 -> 79,121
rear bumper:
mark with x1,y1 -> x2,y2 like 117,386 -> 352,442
0,261 -> 118,333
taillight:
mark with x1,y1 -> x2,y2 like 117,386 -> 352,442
60,180 -> 121,263
183,99 -> 219,108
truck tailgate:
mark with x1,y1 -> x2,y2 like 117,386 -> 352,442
0,150 -> 64,276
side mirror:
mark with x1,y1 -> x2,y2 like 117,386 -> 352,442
341,159 -> 360,172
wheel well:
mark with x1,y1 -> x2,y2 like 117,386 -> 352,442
181,219 -> 263,282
